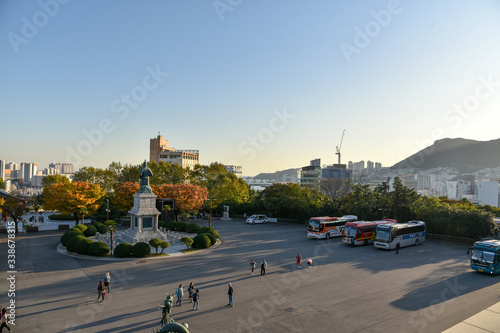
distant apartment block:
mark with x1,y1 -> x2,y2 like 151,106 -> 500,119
477,181 -> 500,207
48,163 -> 75,175
150,134 -> 199,170
322,164 -> 352,180
225,165 -> 243,177
0,159 -> 5,181
20,162 -> 37,185
301,159 -> 322,188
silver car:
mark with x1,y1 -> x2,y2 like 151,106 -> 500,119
246,214 -> 268,224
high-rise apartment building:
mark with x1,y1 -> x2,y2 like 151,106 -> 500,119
0,159 -> 5,181
20,162 -> 37,184
48,163 -> 75,174
225,165 -> 243,177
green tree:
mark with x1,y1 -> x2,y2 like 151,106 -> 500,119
262,183 -> 312,220
149,238 -> 163,254
343,184 -> 375,220
319,178 -> 352,216
1,191 -> 31,233
180,236 -> 193,249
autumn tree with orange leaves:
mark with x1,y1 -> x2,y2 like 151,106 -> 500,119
153,184 -> 208,221
113,182 -> 140,213
43,181 -> 105,224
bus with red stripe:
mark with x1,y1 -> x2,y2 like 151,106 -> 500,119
342,220 -> 397,246
307,215 -> 357,239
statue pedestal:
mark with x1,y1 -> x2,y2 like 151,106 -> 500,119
220,205 -> 232,221
121,192 -> 164,244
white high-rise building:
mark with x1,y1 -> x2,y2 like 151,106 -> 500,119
477,181 -> 499,207
20,162 -> 37,185
0,159 -> 5,181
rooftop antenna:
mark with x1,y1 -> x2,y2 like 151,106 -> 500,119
335,129 -> 345,165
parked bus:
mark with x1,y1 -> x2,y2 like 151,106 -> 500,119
467,240 -> 500,275
342,220 -> 396,246
374,221 -> 426,250
307,215 -> 357,239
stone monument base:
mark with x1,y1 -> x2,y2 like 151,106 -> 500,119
120,228 -> 168,245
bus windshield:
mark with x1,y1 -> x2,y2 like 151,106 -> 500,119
375,229 -> 391,242
472,249 -> 495,263
344,226 -> 358,237
308,220 -> 321,231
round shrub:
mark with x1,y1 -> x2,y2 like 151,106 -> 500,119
66,235 -> 87,252
131,242 -> 151,257
69,227 -> 83,235
94,222 -> 107,234
61,230 -> 81,247
73,224 -> 88,232
166,221 -> 178,230
149,238 -> 164,254
83,225 -> 97,237
75,238 -> 94,255
202,233 -> 216,246
175,221 -> 187,232
192,234 -> 211,249
185,223 -> 200,234
181,236 -> 194,249
114,242 -> 132,257
197,227 -> 219,238
87,241 -> 110,256
158,220 -> 166,228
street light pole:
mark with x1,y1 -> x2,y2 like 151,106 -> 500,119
106,198 -> 110,221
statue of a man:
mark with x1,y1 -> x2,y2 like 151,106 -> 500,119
139,160 -> 153,193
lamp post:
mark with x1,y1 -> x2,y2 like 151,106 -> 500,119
207,198 -> 217,229
106,198 -> 110,222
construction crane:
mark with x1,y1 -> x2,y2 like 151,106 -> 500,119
335,129 -> 345,165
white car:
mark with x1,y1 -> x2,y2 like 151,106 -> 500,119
246,214 -> 268,224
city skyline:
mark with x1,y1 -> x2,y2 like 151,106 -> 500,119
2,1 -> 500,177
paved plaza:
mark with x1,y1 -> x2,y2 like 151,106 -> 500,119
1,219 -> 500,332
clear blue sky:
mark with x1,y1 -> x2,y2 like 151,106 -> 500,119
1,0 -> 500,176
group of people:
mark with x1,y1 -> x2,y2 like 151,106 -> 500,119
29,215 -> 44,223
0,307 -> 12,332
96,272 -> 111,302
249,259 -> 268,275
295,252 -> 313,269
249,254 -> 312,275
176,282 -> 200,310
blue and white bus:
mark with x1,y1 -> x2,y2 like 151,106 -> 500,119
374,221 -> 426,250
467,240 -> 500,275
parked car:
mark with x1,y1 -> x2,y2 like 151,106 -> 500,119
246,214 -> 268,224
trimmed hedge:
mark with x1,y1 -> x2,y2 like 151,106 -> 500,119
166,221 -> 178,230
69,227 -> 84,235
83,225 -> 97,237
185,223 -> 200,234
87,242 -> 110,256
48,214 -> 74,221
73,224 -> 88,232
75,238 -> 94,255
197,227 -> 219,238
94,222 -> 107,234
175,221 -> 187,232
114,242 -> 133,257
192,234 -> 211,249
66,235 -> 87,252
131,242 -> 151,257
158,221 -> 166,228
61,230 -> 82,247
202,233 -> 216,246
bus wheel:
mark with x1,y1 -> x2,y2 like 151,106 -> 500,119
415,239 -> 419,246
326,234 -> 330,240
363,240 -> 368,246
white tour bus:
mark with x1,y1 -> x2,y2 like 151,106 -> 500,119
374,220 -> 426,250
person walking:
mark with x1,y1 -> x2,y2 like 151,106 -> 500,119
176,284 -> 184,306
260,259 -> 267,275
0,308 -> 12,332
296,252 -> 303,269
250,260 -> 256,274
192,289 -> 200,310
227,283 -> 234,307
395,242 -> 400,254
104,272 -> 111,293
187,282 -> 195,303
97,281 -> 106,302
